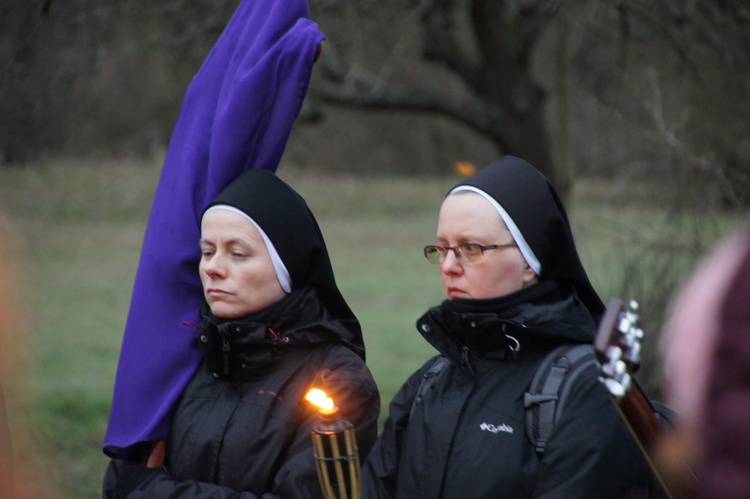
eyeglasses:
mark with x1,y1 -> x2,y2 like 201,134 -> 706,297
423,242 -> 517,264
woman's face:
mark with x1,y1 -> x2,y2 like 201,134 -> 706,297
436,193 -> 537,300
199,209 -> 287,319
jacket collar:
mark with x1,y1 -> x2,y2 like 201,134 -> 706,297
416,281 -> 596,375
198,286 -> 359,381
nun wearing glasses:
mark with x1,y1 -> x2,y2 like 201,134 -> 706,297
362,156 -> 649,498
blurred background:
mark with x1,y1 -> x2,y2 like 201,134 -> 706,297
1,0 -> 749,497
4,1 -> 750,195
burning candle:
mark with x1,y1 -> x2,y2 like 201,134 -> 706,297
305,388 -> 361,499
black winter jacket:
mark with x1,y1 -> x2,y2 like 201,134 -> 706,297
104,287 -> 380,498
362,282 -> 649,498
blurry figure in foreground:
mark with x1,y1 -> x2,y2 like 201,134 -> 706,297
0,237 -> 14,498
659,223 -> 750,498
0,228 -> 40,498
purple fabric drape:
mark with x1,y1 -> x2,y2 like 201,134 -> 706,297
104,0 -> 324,459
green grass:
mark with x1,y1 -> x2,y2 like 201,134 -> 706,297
281,170 -> 448,410
0,159 -> 744,497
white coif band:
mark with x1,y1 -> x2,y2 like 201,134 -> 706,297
202,205 -> 292,293
449,186 -> 542,276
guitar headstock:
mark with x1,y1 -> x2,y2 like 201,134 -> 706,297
594,298 -> 644,400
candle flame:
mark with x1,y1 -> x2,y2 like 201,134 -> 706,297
305,388 -> 335,412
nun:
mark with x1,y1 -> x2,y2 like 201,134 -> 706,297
362,156 -> 649,498
104,170 -> 380,498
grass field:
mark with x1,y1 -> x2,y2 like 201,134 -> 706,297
0,157 -> 744,498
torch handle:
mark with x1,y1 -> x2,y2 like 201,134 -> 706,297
312,433 -> 336,499
344,429 -> 361,499
329,433 -> 348,499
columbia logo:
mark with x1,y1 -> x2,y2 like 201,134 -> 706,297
479,422 -> 514,434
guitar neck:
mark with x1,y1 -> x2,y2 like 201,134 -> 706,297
609,385 -> 684,499
618,383 -> 664,452
596,298 -> 692,499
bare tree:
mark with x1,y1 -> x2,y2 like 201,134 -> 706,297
568,0 -> 750,206
0,0 -> 240,163
0,1 -> 49,163
3,0 -> 749,207
311,0 -> 567,190
309,0 -> 750,201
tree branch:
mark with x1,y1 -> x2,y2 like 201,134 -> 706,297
312,77 -> 509,145
646,71 -> 744,207
420,0 -> 482,87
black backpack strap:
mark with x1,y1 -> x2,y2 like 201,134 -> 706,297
524,344 -> 598,454
409,356 -> 450,422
